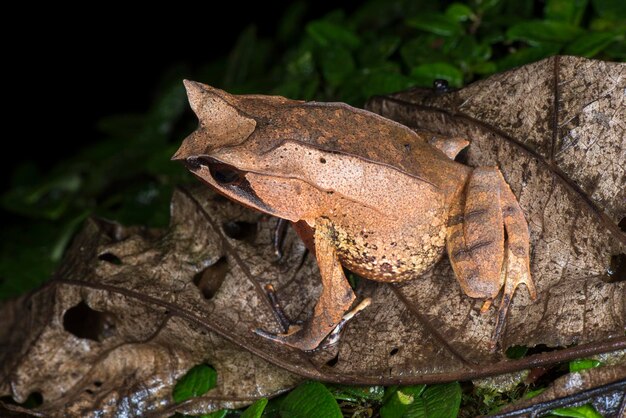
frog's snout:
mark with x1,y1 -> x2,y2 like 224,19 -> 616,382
171,144 -> 188,161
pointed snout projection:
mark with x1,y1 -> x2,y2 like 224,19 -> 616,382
171,80 -> 257,163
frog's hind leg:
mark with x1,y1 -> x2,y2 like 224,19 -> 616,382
255,218 -> 370,351
446,167 -> 535,349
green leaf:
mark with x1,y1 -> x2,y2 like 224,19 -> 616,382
406,383 -> 462,418
447,36 -> 492,65
445,3 -> 474,22
1,171 -> 81,220
361,68 -> 416,98
410,62 -> 463,88
204,410 -> 228,418
545,0 -> 589,25
172,364 -> 217,403
569,358 -> 603,372
506,20 -> 584,45
475,0 -> 503,13
565,31 -> 624,57
592,0 -> 626,19
241,398 -> 268,418
51,212 -> 90,261
97,182 -> 172,228
471,61 -> 497,75
330,385 -> 385,402
406,13 -> 463,36
319,46 -> 355,87
286,49 -> 316,77
400,36 -> 448,68
279,381 -> 342,418
306,20 -> 360,49
273,77 -> 319,101
497,43 -> 562,72
261,393 -> 287,417
550,404 -> 603,418
524,388 -> 546,399
277,2 -> 308,43
223,26 -> 272,90
590,16 -> 626,31
358,35 -> 401,66
0,221 -> 59,300
603,37 -> 626,60
380,385 -> 426,418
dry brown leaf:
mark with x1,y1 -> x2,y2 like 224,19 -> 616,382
0,187 -> 306,417
1,56 -> 625,417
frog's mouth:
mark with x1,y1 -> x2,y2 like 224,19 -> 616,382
180,155 -> 275,215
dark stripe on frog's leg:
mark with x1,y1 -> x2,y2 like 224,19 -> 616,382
451,239 -> 496,261
447,168 -> 505,300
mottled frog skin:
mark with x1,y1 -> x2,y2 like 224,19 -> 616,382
173,81 -> 537,351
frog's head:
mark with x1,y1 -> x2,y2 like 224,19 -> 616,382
172,80 -> 313,219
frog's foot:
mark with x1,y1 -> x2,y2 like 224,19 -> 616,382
320,297 -> 371,348
447,167 -> 537,350
490,242 -> 537,350
254,298 -> 371,351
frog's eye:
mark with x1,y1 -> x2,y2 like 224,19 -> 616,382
208,161 -> 244,185
210,164 -> 242,185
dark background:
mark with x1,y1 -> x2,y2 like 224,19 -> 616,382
4,2 -> 358,189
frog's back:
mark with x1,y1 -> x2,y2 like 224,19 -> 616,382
238,100 -> 463,190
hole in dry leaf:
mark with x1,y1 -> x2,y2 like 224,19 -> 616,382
222,221 -> 257,241
0,392 -> 44,408
98,252 -> 122,265
326,353 -> 339,367
505,345 -> 528,359
619,217 -> 626,232
25,392 -> 43,408
63,301 -> 116,342
524,344 -> 562,356
194,257 -> 228,299
605,253 -> 625,282
389,347 -> 399,356
94,381 -> 103,387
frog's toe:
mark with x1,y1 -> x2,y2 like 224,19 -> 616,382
254,297 -> 372,351
323,297 -> 371,347
490,247 -> 536,350
253,325 -> 323,352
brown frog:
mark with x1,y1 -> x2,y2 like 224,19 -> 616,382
173,80 -> 537,351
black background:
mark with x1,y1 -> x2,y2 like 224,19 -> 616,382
4,2 -> 359,190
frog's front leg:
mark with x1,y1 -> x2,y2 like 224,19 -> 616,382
256,217 -> 368,351
446,167 -> 537,349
